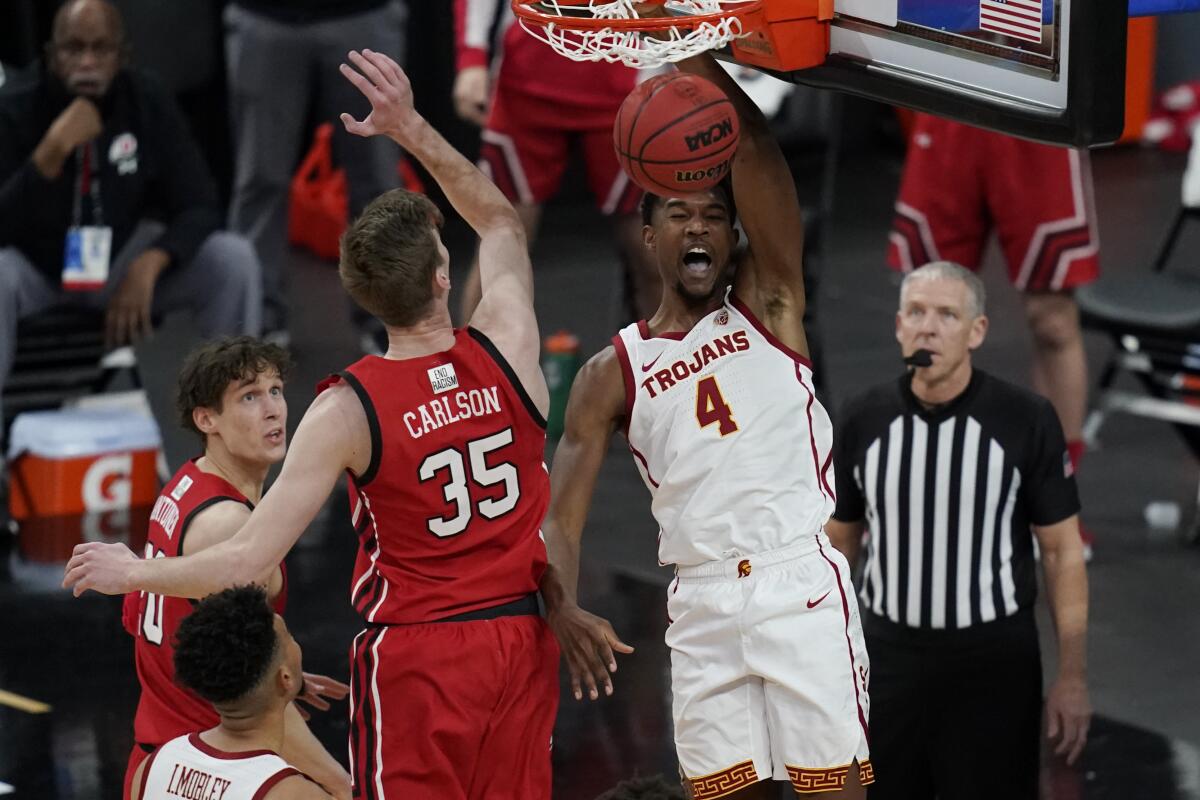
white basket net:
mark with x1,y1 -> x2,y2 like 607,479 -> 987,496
515,0 -> 759,69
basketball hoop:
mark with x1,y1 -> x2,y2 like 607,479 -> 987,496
511,0 -> 765,69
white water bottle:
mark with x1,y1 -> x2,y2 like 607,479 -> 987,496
1144,501 -> 1182,530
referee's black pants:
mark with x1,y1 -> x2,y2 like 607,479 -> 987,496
863,608 -> 1042,800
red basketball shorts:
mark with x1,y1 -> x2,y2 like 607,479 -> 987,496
348,615 -> 559,800
888,114 -> 1100,292
479,85 -> 643,216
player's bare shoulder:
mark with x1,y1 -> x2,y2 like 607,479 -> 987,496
303,378 -> 372,477
564,345 -> 627,434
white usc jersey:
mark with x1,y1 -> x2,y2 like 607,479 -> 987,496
612,291 -> 835,567
139,733 -> 303,800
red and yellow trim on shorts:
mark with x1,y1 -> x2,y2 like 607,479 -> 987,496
686,760 -> 759,799
786,759 -> 875,794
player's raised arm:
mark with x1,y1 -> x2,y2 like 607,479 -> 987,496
64,386 -> 369,598
340,49 -> 544,412
676,54 -> 808,348
541,348 -> 635,701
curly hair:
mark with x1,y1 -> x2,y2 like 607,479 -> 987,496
174,336 -> 292,443
173,585 -> 280,706
594,775 -> 686,800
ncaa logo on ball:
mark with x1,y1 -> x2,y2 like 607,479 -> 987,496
685,118 -> 735,153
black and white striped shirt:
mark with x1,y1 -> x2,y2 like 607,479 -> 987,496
832,370 -> 1079,630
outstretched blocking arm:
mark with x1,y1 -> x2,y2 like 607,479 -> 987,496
676,54 -> 809,356
64,386 -> 370,598
541,348 -> 634,700
183,502 -> 284,598
340,49 -> 545,415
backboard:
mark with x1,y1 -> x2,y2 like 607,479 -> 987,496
765,0 -> 1128,146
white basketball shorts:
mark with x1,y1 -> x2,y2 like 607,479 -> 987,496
665,533 -> 874,798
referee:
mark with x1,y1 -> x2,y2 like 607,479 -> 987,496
827,261 -> 1091,799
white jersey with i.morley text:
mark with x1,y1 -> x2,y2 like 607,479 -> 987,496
138,733 -> 304,800
612,290 -> 835,567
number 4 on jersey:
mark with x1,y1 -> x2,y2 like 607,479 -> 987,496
695,376 -> 738,436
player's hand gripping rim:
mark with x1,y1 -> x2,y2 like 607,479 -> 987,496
546,603 -> 634,701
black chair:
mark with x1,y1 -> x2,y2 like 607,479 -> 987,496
1076,205 -> 1200,541
3,307 -> 145,443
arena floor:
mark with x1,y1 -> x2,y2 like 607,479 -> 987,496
1,142 -> 1198,799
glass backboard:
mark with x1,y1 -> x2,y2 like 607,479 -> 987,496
765,0 -> 1128,146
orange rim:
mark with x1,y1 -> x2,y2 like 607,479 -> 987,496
511,0 -> 763,32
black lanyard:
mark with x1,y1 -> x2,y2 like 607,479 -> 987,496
71,142 -> 104,227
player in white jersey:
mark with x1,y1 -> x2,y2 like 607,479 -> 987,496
130,586 -> 331,800
540,53 -> 871,800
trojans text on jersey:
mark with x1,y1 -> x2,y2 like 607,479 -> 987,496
640,330 -> 750,398
403,385 -> 503,439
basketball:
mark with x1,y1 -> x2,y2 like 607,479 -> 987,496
613,73 -> 740,196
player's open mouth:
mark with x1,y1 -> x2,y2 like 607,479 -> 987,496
683,247 -> 713,276
70,77 -> 103,94
266,428 -> 284,444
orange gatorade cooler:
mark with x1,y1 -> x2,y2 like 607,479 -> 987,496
7,408 -> 161,521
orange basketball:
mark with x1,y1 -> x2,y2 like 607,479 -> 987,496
613,73 -> 740,195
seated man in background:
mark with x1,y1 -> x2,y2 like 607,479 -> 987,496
129,585 -> 334,800
0,0 -> 261,429
122,336 -> 349,799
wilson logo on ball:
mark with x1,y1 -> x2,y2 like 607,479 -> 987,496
685,119 -> 735,153
675,160 -> 732,184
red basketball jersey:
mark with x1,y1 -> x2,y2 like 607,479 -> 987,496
319,328 -> 550,625
121,460 -> 287,747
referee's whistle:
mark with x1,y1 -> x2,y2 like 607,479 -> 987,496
903,349 -> 934,368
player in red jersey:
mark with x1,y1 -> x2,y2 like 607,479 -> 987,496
67,49 -> 558,800
453,0 -> 660,319
120,337 -> 349,800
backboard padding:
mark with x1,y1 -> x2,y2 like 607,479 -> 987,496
757,0 -> 1128,146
